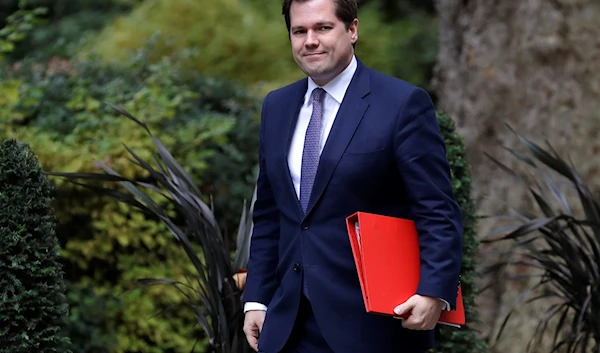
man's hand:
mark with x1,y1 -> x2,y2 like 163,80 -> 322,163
243,310 -> 266,351
393,294 -> 443,330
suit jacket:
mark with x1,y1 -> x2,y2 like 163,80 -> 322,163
243,58 -> 464,353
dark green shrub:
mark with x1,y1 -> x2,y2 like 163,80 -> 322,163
0,138 -> 71,353
431,111 -> 488,353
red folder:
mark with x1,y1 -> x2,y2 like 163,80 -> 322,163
346,211 -> 465,327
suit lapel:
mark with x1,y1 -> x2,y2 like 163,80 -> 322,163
274,79 -> 307,218
303,62 -> 371,217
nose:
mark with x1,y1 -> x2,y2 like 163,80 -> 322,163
305,30 -> 319,48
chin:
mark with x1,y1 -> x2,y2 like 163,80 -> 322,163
304,66 -> 328,77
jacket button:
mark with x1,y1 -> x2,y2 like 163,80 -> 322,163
301,222 -> 309,230
293,263 -> 300,272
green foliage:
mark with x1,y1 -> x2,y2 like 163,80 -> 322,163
0,0 -> 47,59
5,0 -> 142,61
385,13 -> 438,91
361,0 -> 436,18
431,111 -> 488,353
484,127 -> 600,353
0,139 -> 71,353
0,52 -> 260,352
9,10 -> 112,60
82,0 -> 299,90
49,103 -> 257,352
81,0 -> 434,91
62,282 -> 120,353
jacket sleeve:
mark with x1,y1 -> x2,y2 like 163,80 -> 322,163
393,87 -> 464,308
242,92 -> 281,306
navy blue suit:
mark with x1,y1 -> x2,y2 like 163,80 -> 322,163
243,59 -> 463,353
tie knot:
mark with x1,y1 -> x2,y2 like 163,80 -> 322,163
312,87 -> 326,104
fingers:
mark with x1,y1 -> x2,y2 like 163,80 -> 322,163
247,335 -> 259,352
243,311 -> 266,351
393,297 -> 415,318
243,321 -> 260,351
401,310 -> 435,330
394,295 -> 441,331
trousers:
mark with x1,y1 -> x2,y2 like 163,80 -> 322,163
278,295 -> 334,353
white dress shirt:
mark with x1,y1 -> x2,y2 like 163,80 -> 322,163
244,55 -> 449,312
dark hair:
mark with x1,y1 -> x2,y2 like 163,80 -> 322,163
282,0 -> 358,33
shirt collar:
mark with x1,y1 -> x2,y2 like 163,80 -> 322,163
304,55 -> 358,106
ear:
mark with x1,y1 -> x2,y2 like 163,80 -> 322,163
349,18 -> 359,44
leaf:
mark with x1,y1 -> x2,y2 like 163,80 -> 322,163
502,217 -> 558,240
494,289 -> 533,344
502,145 -> 536,167
86,98 -> 102,111
45,171 -> 131,182
134,277 -> 194,301
485,151 -> 530,187
104,101 -> 152,135
504,123 -> 573,180
539,169 -> 573,216
234,184 -> 256,270
528,302 -> 567,353
0,40 -> 15,52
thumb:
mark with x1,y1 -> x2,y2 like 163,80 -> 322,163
394,297 -> 416,317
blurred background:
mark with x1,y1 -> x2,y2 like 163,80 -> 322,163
1,0 -> 599,352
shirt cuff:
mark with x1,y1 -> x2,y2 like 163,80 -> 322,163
438,298 -> 450,310
244,302 -> 268,313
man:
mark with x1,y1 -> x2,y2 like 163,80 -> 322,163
242,0 -> 463,352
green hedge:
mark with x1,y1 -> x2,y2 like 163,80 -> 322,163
0,139 -> 71,352
0,53 -> 260,352
432,111 -> 488,353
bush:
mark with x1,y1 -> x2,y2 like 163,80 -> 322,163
80,0 -> 431,90
49,104 -> 257,352
0,52 -> 260,352
3,0 -> 142,61
62,282 -> 120,353
431,111 -> 488,353
0,139 -> 71,353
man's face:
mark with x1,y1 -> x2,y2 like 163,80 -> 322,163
289,0 -> 358,86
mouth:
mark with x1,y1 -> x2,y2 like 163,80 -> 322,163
304,52 -> 326,57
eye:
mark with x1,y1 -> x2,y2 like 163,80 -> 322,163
293,29 -> 306,35
320,26 -> 332,31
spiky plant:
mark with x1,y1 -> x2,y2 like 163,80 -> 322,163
47,104 -> 255,353
0,139 -> 71,353
484,125 -> 600,353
